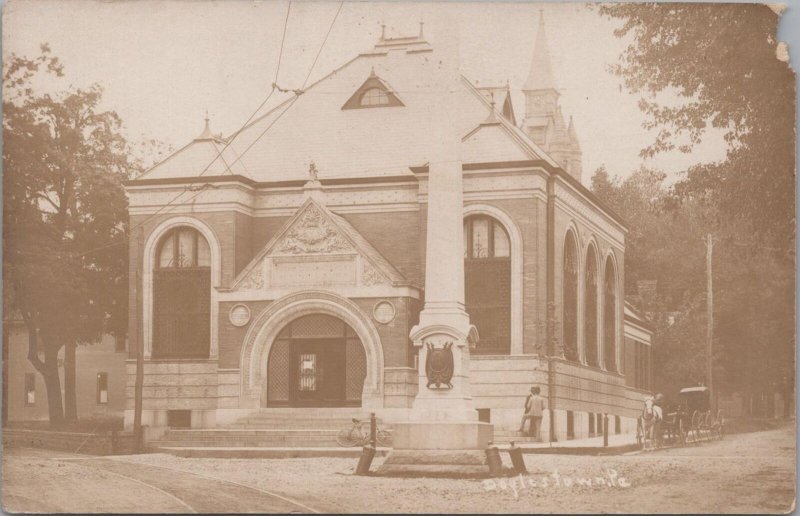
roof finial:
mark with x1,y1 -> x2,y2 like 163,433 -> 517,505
419,19 -> 424,38
308,161 -> 319,182
196,111 -> 214,140
380,22 -> 386,41
483,92 -> 500,125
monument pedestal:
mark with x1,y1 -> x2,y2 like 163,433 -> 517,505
376,316 -> 494,478
377,420 -> 494,477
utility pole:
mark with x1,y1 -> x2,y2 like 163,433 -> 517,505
134,228 -> 145,450
705,233 -> 714,413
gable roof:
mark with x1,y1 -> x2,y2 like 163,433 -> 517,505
230,197 -> 406,290
137,124 -> 249,179
137,40 -> 557,183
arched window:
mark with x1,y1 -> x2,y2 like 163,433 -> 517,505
584,245 -> 599,367
604,257 -> 618,372
562,231 -> 579,361
153,227 -> 211,358
464,215 -> 511,354
360,88 -> 389,107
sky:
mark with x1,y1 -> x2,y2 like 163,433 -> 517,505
2,0 -> 746,186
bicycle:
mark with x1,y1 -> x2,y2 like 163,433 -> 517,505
336,418 -> 392,447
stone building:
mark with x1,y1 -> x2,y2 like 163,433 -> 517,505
123,16 -> 652,442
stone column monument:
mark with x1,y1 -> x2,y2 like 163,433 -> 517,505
377,25 -> 493,476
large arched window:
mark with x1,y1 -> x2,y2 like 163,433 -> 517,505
584,244 -> 599,367
603,257 -> 618,372
464,215 -> 511,354
562,231 -> 579,361
153,227 -> 211,358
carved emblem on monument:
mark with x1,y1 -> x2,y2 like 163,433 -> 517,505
276,205 -> 352,255
425,342 -> 454,389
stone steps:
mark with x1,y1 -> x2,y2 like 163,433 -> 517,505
149,410 -> 390,454
231,419 -> 371,429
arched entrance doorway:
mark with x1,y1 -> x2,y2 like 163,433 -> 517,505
266,314 -> 367,407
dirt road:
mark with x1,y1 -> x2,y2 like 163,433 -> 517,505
2,447 -> 318,513
3,423 -> 795,513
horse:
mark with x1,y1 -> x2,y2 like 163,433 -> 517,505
641,397 -> 662,451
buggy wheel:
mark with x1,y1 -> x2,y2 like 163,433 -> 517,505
690,410 -> 701,443
677,419 -> 686,446
336,428 -> 360,447
376,429 -> 392,447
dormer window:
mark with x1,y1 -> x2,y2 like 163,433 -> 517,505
342,71 -> 404,110
360,88 -> 389,106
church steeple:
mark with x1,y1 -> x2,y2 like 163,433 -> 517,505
523,11 -> 557,93
520,10 -> 583,183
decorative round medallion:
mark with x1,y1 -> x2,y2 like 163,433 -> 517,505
229,304 -> 251,327
373,300 -> 396,324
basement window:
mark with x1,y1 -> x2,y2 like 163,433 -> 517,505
167,410 -> 192,428
566,410 -> 574,440
97,372 -> 109,404
24,373 -> 35,406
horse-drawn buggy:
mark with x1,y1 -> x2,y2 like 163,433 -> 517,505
637,386 -> 724,450
679,386 -> 724,442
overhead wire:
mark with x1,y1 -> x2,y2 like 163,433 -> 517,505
73,0 -> 297,259
217,1 -> 345,173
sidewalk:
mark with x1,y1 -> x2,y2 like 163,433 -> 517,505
496,432 -> 640,455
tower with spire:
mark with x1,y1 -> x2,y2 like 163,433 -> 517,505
521,12 -> 583,182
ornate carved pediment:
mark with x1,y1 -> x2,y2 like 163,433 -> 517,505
233,201 -> 400,292
239,263 -> 265,290
274,204 -> 353,255
361,259 -> 388,286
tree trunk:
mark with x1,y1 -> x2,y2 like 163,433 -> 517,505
64,342 -> 77,422
21,309 -> 65,428
42,346 -> 65,428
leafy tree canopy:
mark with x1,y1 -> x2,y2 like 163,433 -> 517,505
3,44 -> 138,424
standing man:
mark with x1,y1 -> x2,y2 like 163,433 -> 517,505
519,386 -> 546,439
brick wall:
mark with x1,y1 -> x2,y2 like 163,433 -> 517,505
341,211 -> 422,286
351,297 -> 416,368
217,300 -> 274,370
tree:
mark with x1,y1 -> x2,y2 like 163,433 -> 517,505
3,45 -> 133,426
598,4 -> 795,408
589,166 -> 707,397
599,3 -> 794,247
